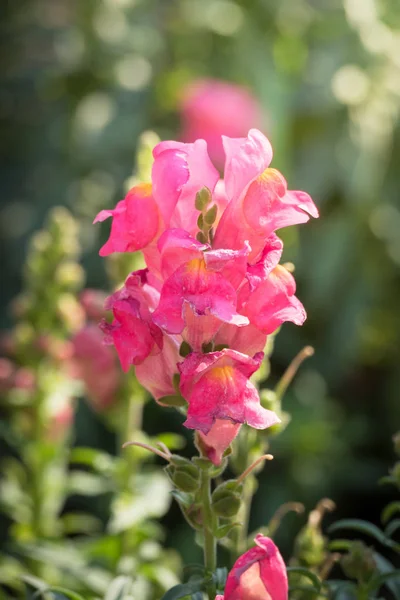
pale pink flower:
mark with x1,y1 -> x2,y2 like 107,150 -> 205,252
72,325 -> 119,411
220,535 -> 288,600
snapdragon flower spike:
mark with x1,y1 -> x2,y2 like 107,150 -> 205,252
101,270 -> 163,372
179,349 -> 280,434
152,257 -> 249,351
219,534 -> 288,600
213,130 -> 318,262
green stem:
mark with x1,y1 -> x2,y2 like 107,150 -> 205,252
200,469 -> 217,599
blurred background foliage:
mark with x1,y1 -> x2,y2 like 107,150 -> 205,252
1,0 -> 400,592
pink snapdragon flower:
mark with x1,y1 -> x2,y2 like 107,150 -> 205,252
180,79 -> 263,167
217,535 -> 288,600
72,325 -> 119,411
95,128 -> 317,443
179,349 -> 279,434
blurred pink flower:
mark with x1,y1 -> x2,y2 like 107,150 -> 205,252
219,534 -> 288,600
180,79 -> 263,167
72,325 -> 119,411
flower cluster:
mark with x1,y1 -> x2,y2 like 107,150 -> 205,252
95,129 -> 318,463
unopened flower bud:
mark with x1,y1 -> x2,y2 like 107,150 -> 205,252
166,456 -> 200,493
195,187 -> 212,211
204,204 -> 217,225
211,480 -> 242,518
341,541 -> 376,582
179,341 -> 192,357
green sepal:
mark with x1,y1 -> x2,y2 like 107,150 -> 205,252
158,394 -> 187,408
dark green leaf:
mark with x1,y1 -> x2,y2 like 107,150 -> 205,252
160,580 -> 204,600
328,519 -> 392,547
41,588 -> 86,600
384,519 -> 400,539
368,571 -> 400,597
381,501 -> 400,524
373,552 -> 400,599
287,567 -> 321,592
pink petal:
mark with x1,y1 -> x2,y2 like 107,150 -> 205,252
246,235 -> 283,291
204,243 -> 250,290
241,265 -> 306,335
95,185 -> 160,256
214,323 -> 267,356
223,129 -> 273,202
198,420 -> 241,465
243,169 -> 319,238
135,336 -> 180,402
179,349 -> 279,435
158,228 -> 209,280
152,259 -> 248,348
152,139 -> 219,235
224,535 -> 288,600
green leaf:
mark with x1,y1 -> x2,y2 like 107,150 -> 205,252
368,571 -> 400,597
40,588 -> 86,600
61,512 -> 102,535
328,519 -> 393,547
382,501 -> 400,524
287,567 -> 321,592
104,576 -> 133,600
214,522 -> 241,539
69,447 -> 115,474
373,552 -> 400,599
384,519 -> 400,539
108,472 -> 171,533
328,539 -> 353,551
160,580 -> 204,600
68,471 -> 113,496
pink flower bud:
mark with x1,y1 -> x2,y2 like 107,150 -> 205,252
222,535 -> 288,600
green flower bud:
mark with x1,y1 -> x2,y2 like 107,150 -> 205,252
197,213 -> 204,230
211,480 -> 242,518
195,187 -> 211,211
166,456 -> 200,493
341,541 -> 376,582
294,526 -> 326,567
201,341 -> 214,353
196,231 -> 207,243
179,341 -> 192,357
204,204 -> 217,225
212,494 -> 241,518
